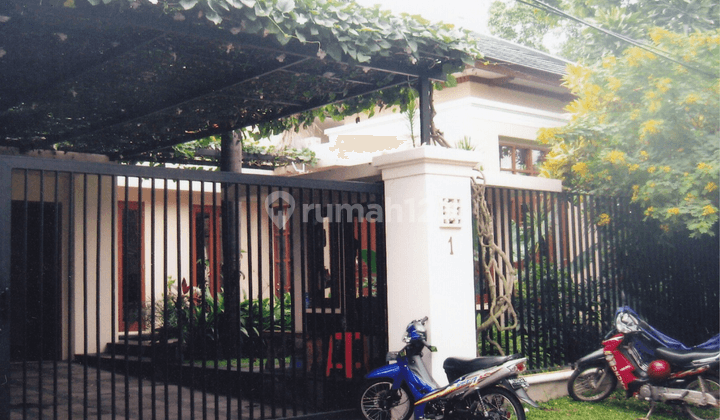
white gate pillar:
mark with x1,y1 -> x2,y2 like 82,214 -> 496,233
373,146 -> 480,385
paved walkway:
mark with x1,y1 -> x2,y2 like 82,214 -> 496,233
8,361 -> 302,419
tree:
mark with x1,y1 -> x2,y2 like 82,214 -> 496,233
487,0 -> 559,53
538,28 -> 719,237
488,0 -> 719,61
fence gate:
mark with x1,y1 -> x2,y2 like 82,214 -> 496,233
0,155 -> 388,419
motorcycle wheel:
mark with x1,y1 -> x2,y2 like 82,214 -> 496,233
684,375 -> 720,420
568,365 -> 618,402
358,379 -> 413,420
466,386 -> 525,420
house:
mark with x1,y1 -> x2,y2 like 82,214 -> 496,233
282,33 -> 573,194
0,0 -> 579,417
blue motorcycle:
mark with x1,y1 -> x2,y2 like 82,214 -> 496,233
568,306 -> 720,403
358,317 -> 539,420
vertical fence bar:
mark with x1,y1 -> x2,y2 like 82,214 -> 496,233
210,180 -> 219,420
20,170 -> 28,420
199,178 -> 208,420
0,162 -> 12,420
245,184 -> 255,420
287,186 -> 297,418
175,178 -> 183,420
52,171 -> 61,420
82,174 -> 89,420
37,172 -> 46,418
67,171 -> 75,420
111,175 -> 118,420
94,175 -> 103,420
189,179 -> 197,419
121,177 -> 129,418
234,181 -> 244,420
551,192 -> 561,366
137,178 -> 145,420
256,184 -> 264,419
162,179 -> 170,420
150,178 -> 158,420
298,187 -> 309,416
267,185 -> 276,420
510,189 -> 524,363
608,196 -> 619,316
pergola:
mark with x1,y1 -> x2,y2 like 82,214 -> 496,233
0,0 -> 478,161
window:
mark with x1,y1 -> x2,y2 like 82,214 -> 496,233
499,140 -> 548,176
271,206 -> 292,297
118,201 -> 144,332
192,205 -> 222,295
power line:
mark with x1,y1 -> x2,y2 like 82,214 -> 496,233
515,0 -> 717,78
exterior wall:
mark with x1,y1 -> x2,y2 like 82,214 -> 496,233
71,174 -> 115,357
294,78 -> 570,191
118,180 -> 276,328
9,172 -> 282,358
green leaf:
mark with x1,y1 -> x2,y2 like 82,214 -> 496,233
326,44 -> 343,62
276,0 -> 295,14
275,33 -> 291,46
205,9 -> 222,25
243,19 -> 262,32
254,3 -> 269,17
179,0 -> 197,10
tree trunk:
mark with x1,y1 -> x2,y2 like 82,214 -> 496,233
220,130 -> 242,357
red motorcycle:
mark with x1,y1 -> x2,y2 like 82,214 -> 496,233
601,310 -> 719,419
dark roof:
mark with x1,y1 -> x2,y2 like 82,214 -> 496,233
0,0 -> 475,159
475,33 -> 571,76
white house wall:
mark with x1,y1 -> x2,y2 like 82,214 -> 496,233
71,174 -> 115,357
307,78 -> 569,192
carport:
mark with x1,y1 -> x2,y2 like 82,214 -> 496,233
0,0 -> 479,418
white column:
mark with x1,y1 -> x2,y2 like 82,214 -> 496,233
373,146 -> 480,385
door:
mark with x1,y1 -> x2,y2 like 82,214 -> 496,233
118,201 -> 144,332
10,201 -> 61,361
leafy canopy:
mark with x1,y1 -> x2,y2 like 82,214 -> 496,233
70,0 -> 482,137
488,0 -> 719,61
538,28 -> 720,237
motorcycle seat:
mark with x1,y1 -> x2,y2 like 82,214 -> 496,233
443,354 -> 522,383
655,347 -> 719,366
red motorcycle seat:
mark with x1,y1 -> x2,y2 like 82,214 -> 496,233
443,354 -> 523,383
655,347 -> 719,367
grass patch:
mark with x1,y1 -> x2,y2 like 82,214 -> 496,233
528,391 -> 687,420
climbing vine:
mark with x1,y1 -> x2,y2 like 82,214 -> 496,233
471,170 -> 519,354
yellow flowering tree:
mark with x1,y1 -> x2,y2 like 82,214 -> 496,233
540,28 -> 719,237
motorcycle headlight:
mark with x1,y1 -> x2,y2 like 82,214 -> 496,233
616,312 -> 640,333
404,319 -> 427,342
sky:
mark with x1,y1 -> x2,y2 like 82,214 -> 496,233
353,0 -> 495,35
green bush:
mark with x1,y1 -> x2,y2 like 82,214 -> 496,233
149,278 -> 292,360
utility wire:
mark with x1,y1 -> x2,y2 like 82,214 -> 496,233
516,0 -> 717,78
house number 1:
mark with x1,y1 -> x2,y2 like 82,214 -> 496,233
448,237 -> 454,255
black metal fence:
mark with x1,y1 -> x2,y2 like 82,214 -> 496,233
475,186 -> 719,371
0,155 -> 387,419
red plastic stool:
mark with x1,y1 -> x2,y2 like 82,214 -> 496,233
326,332 -> 365,378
